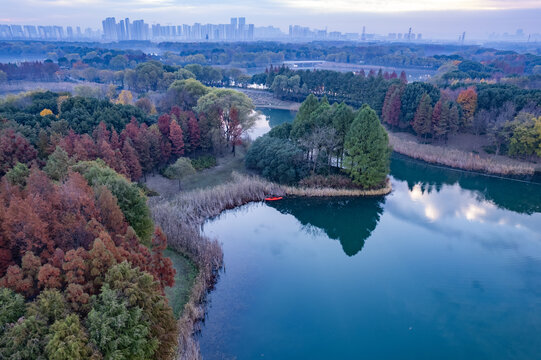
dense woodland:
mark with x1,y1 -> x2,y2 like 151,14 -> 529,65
0,77 -> 256,358
258,64 -> 541,158
246,95 -> 391,188
1,40 -> 541,159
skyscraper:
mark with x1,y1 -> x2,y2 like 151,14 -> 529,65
102,17 -> 117,40
125,18 -> 131,40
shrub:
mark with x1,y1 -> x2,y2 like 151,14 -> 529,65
299,174 -> 361,189
190,155 -> 217,171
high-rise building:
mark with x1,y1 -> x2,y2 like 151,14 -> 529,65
24,25 -> 38,39
67,26 -> 74,39
125,18 -> 131,40
102,17 -> 117,40
248,24 -> 254,40
131,19 -> 148,40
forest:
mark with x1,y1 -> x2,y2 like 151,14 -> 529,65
258,63 -> 541,159
2,40 -> 541,160
0,76 -> 256,358
246,95 -> 391,189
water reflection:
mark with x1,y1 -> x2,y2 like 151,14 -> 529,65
258,108 -> 297,128
268,197 -> 384,256
391,154 -> 541,214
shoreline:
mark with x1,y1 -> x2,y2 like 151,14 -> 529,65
232,87 -> 302,111
388,131 -> 537,177
148,173 -> 391,359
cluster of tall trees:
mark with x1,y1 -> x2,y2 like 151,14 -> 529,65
0,79 -> 255,183
247,94 -> 390,188
0,160 -> 177,359
255,66 -> 404,114
380,78 -> 541,157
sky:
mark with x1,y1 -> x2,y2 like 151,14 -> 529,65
1,0 -> 540,39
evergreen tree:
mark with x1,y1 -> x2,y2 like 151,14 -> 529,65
5,162 -> 30,187
104,262 -> 177,360
412,94 -> 433,139
332,102 -> 355,167
344,105 -> 391,188
45,314 -> 93,360
44,146 -> 72,181
0,288 -> 25,333
291,94 -> 319,139
87,286 -> 157,360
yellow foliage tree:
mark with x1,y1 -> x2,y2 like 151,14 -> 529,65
40,108 -> 54,117
457,87 -> 478,129
116,90 -> 133,105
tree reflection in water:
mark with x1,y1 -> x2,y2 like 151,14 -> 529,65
268,196 -> 385,256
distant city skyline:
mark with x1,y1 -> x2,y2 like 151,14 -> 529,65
0,14 -> 539,43
0,0 -> 540,40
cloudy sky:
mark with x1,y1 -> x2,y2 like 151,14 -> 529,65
1,0 -> 540,39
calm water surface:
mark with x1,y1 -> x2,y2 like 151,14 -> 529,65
199,113 -> 541,360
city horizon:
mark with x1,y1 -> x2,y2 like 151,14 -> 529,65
1,14 -> 540,43
0,2 -> 541,40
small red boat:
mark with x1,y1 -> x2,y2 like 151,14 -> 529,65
264,197 -> 283,201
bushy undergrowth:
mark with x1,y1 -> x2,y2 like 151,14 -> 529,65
191,155 -> 217,171
299,174 -> 362,189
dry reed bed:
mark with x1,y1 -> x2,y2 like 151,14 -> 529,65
149,174 -> 283,360
283,178 -> 392,197
149,173 -> 390,359
388,133 -> 535,176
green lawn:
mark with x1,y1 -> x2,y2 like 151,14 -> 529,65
163,248 -> 198,319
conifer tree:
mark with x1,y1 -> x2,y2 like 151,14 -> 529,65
412,94 -> 433,139
44,146 -> 71,181
433,100 -> 450,141
169,119 -> 185,157
121,140 -> 142,181
457,87 -> 478,130
45,314 -> 93,360
344,105 -> 391,188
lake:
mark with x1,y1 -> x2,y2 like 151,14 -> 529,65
199,111 -> 541,360
248,108 -> 298,139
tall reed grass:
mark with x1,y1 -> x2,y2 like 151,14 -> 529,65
388,133 -> 535,176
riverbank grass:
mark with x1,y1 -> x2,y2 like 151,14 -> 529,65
163,249 -> 198,319
388,131 -> 536,176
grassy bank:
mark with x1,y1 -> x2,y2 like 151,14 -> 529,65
388,131 -> 536,176
163,249 -> 198,319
